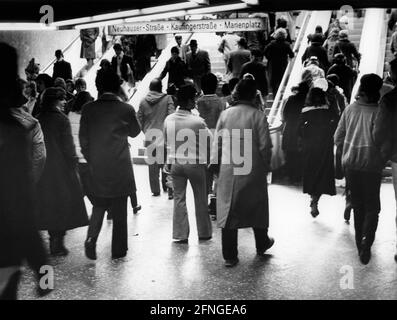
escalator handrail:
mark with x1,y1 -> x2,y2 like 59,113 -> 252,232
267,11 -> 311,127
40,34 -> 81,74
269,11 -> 333,129
127,33 -> 194,102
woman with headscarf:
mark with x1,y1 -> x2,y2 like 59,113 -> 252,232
299,78 -> 337,217
264,28 -> 294,95
36,87 -> 88,256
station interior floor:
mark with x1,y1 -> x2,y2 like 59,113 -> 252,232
18,165 -> 397,300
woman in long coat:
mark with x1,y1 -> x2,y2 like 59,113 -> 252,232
36,87 -> 88,256
282,81 -> 310,184
264,28 -> 294,94
299,79 -> 337,217
80,28 -> 99,68
211,78 -> 274,267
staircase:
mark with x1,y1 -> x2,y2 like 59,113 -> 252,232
194,32 -> 226,76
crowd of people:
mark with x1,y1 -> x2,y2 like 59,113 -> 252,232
2,10 -> 397,300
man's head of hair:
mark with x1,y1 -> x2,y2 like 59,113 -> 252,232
251,49 -> 263,60
200,73 -> 218,94
55,49 -> 63,59
171,46 -> 180,56
95,69 -> 121,94
234,78 -> 257,102
237,37 -> 248,49
177,84 -> 196,109
149,78 -> 162,93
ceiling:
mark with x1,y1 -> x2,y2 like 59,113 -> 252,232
0,0 -> 395,23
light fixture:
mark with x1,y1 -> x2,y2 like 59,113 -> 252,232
187,3 -> 248,15
91,9 -> 140,22
0,23 -> 56,30
125,10 -> 187,23
57,1 -> 198,28
141,2 -> 198,15
75,19 -> 125,30
241,0 -> 259,5
188,0 -> 209,4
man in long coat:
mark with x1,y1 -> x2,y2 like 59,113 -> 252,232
79,69 -> 141,260
211,78 -> 274,267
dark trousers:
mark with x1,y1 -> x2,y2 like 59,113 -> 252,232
87,196 -> 128,255
222,228 -> 269,260
149,163 -> 166,194
0,271 -> 21,300
345,170 -> 382,250
48,230 -> 66,238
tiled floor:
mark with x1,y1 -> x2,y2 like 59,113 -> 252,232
18,165 -> 397,300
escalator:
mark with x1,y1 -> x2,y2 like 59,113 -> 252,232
267,9 -> 369,176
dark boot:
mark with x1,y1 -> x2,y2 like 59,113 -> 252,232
50,236 -> 69,256
310,195 -> 320,218
208,197 -> 216,220
359,237 -> 371,265
344,201 -> 352,222
84,237 -> 97,260
168,188 -> 174,200
133,205 -> 142,214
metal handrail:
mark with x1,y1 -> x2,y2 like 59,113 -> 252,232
267,11 -> 310,129
127,32 -> 194,103
40,34 -> 81,74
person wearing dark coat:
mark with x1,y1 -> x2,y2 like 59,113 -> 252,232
333,30 -> 361,69
134,34 -> 156,81
299,79 -> 337,218
36,87 -> 88,256
160,46 -> 188,89
373,59 -> 397,262
327,53 -> 357,102
240,49 -> 269,98
388,9 -> 397,31
79,70 -> 141,260
302,34 -> 330,72
210,78 -> 274,267
111,43 -> 135,84
0,42 -> 49,300
32,73 -> 53,117
227,37 -> 251,79
185,39 -> 211,93
282,81 -> 310,184
52,49 -> 72,81
264,28 -> 294,95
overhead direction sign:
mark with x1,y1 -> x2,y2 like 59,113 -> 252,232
108,18 -> 266,35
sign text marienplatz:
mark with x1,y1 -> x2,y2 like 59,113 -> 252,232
108,18 -> 266,35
